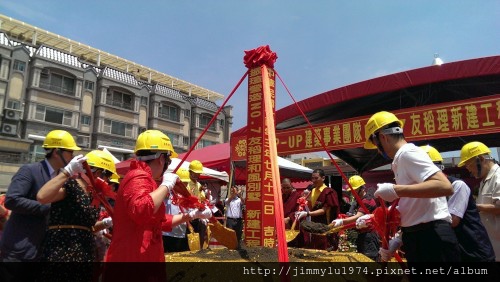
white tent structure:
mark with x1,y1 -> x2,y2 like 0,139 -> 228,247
277,157 -> 313,175
101,147 -> 121,163
167,158 -> 229,182
178,143 -> 314,182
115,157 -> 229,182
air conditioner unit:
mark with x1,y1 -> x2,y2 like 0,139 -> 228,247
76,135 -> 90,148
3,109 -> 21,121
1,123 -> 18,136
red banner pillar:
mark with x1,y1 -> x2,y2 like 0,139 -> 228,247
243,46 -> 288,262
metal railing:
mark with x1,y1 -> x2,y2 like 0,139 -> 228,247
106,100 -> 133,110
39,81 -> 75,96
0,152 -> 35,164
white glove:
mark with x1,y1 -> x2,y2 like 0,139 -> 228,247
355,214 -> 373,229
188,208 -> 212,220
331,219 -> 343,227
379,237 -> 403,262
97,229 -> 109,236
102,217 -> 113,228
389,236 -> 403,252
63,155 -> 87,176
374,183 -> 399,202
161,172 -> 179,189
210,206 -> 219,213
295,211 -> 308,221
201,218 -> 209,226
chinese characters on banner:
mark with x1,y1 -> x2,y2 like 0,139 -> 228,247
245,66 -> 277,248
232,94 -> 500,160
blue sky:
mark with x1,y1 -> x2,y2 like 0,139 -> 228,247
1,0 -> 499,135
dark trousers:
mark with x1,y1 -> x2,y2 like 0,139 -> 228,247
0,262 -> 38,282
402,220 -> 460,263
356,231 -> 380,261
400,220 -> 460,282
225,217 -> 243,248
162,235 -> 189,253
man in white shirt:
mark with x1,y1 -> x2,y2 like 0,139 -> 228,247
225,186 -> 243,249
364,111 -> 460,263
162,168 -> 190,253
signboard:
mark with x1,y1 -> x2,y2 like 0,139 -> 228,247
244,66 -> 277,248
232,94 -> 500,159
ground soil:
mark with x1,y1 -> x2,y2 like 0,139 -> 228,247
165,246 -> 372,262
300,221 -> 332,234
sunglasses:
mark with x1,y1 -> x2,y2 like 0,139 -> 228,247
91,168 -> 113,178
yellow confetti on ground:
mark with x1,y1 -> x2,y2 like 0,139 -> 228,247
165,247 -> 373,262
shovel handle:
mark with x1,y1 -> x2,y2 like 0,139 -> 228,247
326,222 -> 356,234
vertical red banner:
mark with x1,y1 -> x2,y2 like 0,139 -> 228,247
245,66 -> 276,247
243,46 -> 288,262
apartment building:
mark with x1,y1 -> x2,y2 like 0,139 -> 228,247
0,16 -> 232,191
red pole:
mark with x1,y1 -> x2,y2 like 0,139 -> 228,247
262,64 -> 288,262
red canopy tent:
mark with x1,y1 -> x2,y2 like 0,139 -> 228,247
230,56 -> 500,173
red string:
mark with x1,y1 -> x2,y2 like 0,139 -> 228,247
173,70 -> 250,173
275,71 -> 369,215
275,71 -> 405,266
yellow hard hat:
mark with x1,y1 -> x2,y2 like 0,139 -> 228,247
364,111 -> 404,149
458,141 -> 491,167
86,150 -> 117,176
109,173 -> 120,184
134,130 -> 178,158
176,168 -> 191,182
420,145 -> 443,163
42,130 -> 81,151
348,175 -> 366,190
189,160 -> 204,174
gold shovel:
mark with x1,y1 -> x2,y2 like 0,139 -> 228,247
187,222 -> 200,251
208,219 -> 238,250
285,219 -> 300,242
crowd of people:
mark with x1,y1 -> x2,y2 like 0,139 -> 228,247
0,130 -> 214,280
363,111 -> 498,265
0,109 -> 498,280
280,110 -> 499,268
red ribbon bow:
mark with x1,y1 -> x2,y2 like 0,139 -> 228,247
243,45 -> 278,68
